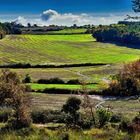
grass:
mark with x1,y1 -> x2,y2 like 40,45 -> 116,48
104,99 -> 140,119
1,125 -> 139,140
47,28 -> 87,34
30,93 -> 140,119
0,34 -> 140,65
30,93 -> 74,110
29,83 -> 98,90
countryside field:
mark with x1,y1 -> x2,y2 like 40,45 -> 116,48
0,34 -> 140,65
0,34 -> 140,120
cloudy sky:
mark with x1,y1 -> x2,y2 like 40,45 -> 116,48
0,0 -> 137,26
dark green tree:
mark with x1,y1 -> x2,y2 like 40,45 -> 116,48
62,97 -> 81,127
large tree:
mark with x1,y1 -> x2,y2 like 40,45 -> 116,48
0,70 -> 32,129
132,0 -> 140,12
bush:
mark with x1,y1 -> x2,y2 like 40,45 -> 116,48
96,109 -> 112,128
130,113 -> 140,133
103,60 -> 140,96
31,110 -> 66,124
0,70 -> 32,129
0,109 -> 12,122
62,97 -> 81,127
23,74 -> 32,83
119,117 -> 132,132
67,79 -> 81,84
77,114 -> 93,129
110,113 -> 123,123
37,78 -> 65,84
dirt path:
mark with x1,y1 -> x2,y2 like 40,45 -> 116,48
64,68 -> 91,80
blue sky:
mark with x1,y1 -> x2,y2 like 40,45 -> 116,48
0,0 -> 134,25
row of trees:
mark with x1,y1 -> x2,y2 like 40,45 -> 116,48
92,24 -> 140,44
0,22 -> 23,39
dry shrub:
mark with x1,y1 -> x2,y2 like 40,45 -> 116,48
0,69 -> 32,129
105,59 -> 140,96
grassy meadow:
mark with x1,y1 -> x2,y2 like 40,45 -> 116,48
0,34 -> 140,65
29,83 -> 98,90
0,34 -> 139,111
0,34 -> 140,139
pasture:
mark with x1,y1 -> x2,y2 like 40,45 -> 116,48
0,34 -> 140,65
30,93 -> 140,119
0,34 -> 140,119
29,83 -> 98,90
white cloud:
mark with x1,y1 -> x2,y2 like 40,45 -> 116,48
41,9 -> 59,21
13,10 -> 131,26
41,9 -> 91,25
15,16 -> 28,25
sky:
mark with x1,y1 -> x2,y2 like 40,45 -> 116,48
0,0 -> 136,26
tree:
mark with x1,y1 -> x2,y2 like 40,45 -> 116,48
104,59 -> 140,96
81,83 -> 95,122
23,74 -> 32,83
125,0 -> 140,20
0,70 -> 32,129
62,97 -> 81,127
132,0 -> 140,12
27,23 -> 31,28
96,109 -> 112,128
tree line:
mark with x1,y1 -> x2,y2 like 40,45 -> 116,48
92,23 -> 140,45
0,22 -> 23,39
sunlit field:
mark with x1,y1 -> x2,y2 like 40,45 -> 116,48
0,34 -> 140,65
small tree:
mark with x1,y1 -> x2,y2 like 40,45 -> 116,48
81,83 -> 95,122
62,97 -> 81,127
23,74 -> 32,83
0,70 -> 32,129
105,60 -> 140,96
96,108 -> 112,128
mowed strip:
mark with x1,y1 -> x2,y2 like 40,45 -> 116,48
29,83 -> 98,90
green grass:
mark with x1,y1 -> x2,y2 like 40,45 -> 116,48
10,64 -> 122,84
0,34 -> 140,65
29,83 -> 98,90
47,28 -> 87,34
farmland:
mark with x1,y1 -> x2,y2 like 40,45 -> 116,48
0,34 -> 138,116
0,34 -> 140,65
0,34 -> 140,139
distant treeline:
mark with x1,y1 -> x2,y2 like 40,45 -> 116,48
92,22 -> 140,45
0,22 -> 23,39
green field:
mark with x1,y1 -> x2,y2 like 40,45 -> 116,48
29,83 -> 98,90
10,64 -> 121,84
0,34 -> 140,65
47,28 -> 87,34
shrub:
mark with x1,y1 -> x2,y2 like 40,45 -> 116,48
130,113 -> 140,133
0,70 -> 32,129
110,113 -> 123,123
62,97 -> 81,127
23,74 -> 32,83
67,79 -> 81,84
37,78 -> 65,84
0,109 -> 12,122
77,114 -> 93,129
119,117 -> 132,132
104,59 -> 140,96
96,109 -> 112,128
31,110 -> 66,124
